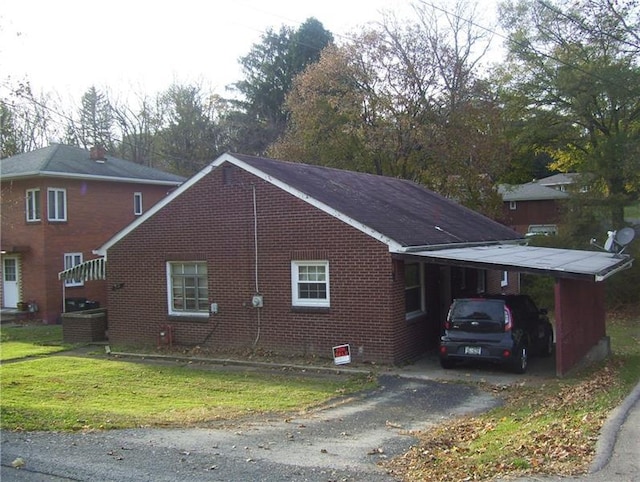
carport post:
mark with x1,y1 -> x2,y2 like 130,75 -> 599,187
554,278 -> 607,376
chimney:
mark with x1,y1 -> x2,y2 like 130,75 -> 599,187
90,145 -> 106,162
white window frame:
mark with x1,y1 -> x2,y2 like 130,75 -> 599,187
501,270 -> 509,288
291,260 -> 330,308
47,188 -> 67,221
509,201 -> 517,210
166,261 -> 209,316
405,262 -> 425,319
134,192 -> 143,216
64,253 -> 84,287
26,188 -> 41,222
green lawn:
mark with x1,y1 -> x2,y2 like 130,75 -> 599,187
0,324 -> 70,361
0,324 -> 374,431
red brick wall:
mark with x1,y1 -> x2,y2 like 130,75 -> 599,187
1,177 -> 176,323
554,279 -> 606,375
106,164 -> 437,364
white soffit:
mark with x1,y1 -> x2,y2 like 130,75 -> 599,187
403,244 -> 633,282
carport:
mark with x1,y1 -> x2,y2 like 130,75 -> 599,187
397,244 -> 634,376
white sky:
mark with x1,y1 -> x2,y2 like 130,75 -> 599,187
0,0 -> 501,104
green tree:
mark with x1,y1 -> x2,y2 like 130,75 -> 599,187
72,86 -> 115,151
227,18 -> 333,155
0,100 -> 18,158
273,2 -> 507,216
155,84 -> 226,175
498,0 -> 640,228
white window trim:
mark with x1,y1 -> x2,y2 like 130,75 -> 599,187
134,192 -> 143,216
509,201 -> 517,210
291,260 -> 330,308
501,270 -> 509,288
47,188 -> 67,221
64,252 -> 84,287
166,261 -> 209,316
26,188 -> 41,222
405,262 -> 425,320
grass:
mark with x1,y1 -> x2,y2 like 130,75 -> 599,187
386,308 -> 640,481
624,201 -> 640,220
0,324 -> 70,361
0,324 -> 375,431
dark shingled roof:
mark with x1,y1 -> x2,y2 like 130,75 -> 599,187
1,144 -> 186,185
231,153 -> 522,248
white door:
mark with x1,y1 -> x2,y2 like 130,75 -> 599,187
3,256 -> 19,308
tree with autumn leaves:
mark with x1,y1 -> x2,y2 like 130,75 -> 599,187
2,0 -> 639,227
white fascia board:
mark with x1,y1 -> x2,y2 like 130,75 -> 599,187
216,154 -> 404,252
94,163 -> 215,256
29,171 -> 183,186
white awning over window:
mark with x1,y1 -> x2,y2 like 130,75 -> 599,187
58,257 -> 106,281
399,244 -> 633,282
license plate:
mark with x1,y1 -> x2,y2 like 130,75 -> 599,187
465,346 -> 482,355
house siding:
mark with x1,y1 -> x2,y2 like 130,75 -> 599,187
501,199 -> 564,235
106,164 -> 435,364
0,177 -> 176,322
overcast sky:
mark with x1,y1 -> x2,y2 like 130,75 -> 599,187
1,0 -> 500,103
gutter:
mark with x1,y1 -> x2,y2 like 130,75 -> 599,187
396,238 -> 526,253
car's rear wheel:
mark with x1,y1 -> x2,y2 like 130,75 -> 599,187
512,345 -> 528,374
440,358 -> 456,369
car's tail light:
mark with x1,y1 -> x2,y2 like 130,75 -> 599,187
444,306 -> 453,330
502,349 -> 511,358
440,346 -> 448,355
504,306 -> 513,332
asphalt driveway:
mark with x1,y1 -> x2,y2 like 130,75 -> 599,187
1,374 -> 500,482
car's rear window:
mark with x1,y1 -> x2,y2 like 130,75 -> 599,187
449,299 -> 505,332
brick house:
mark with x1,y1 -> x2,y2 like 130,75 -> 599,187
96,153 -> 525,364
0,144 -> 185,323
498,182 -> 569,236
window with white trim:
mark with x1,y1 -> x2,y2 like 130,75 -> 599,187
134,192 -> 143,215
509,201 -> 517,210
291,261 -> 330,307
405,262 -> 425,318
167,262 -> 208,315
26,189 -> 41,221
501,271 -> 509,287
64,253 -> 84,287
47,188 -> 67,221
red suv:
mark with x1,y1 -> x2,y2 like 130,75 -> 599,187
439,295 -> 554,373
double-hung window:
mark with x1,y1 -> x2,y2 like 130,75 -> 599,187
291,261 -> 330,308
167,262 -> 208,315
26,189 -> 41,221
405,262 -> 424,318
47,188 -> 67,221
64,253 -> 83,287
134,192 -> 143,216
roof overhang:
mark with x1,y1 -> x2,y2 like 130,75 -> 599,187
395,244 -> 633,282
1,172 -> 183,186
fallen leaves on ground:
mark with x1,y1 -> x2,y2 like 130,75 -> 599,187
385,360 -> 622,481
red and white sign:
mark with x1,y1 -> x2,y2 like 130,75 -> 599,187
332,344 -> 351,365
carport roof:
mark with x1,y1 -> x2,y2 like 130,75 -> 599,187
400,244 -> 633,281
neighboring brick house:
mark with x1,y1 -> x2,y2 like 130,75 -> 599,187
498,182 -> 569,236
96,153 -> 524,364
0,144 -> 185,323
